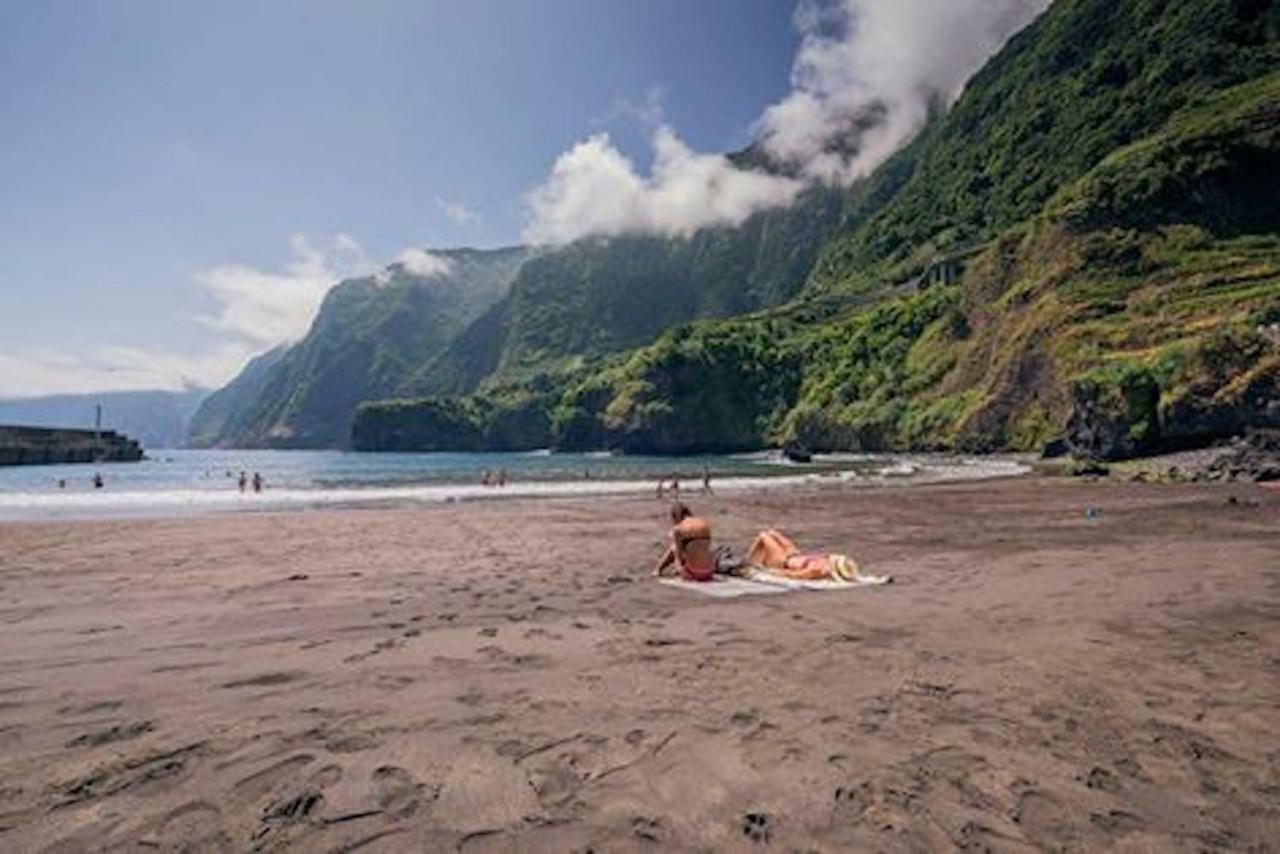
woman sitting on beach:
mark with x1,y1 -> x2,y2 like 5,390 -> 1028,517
746,529 -> 859,581
652,502 -> 716,582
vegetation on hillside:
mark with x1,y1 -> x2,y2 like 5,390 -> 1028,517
806,0 -> 1280,293
221,0 -> 1280,459
356,40 -> 1280,457
405,184 -> 847,397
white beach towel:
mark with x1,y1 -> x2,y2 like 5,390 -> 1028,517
741,567 -> 893,591
658,577 -> 790,598
659,569 -> 891,597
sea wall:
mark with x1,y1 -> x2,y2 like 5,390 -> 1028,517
0,425 -> 144,466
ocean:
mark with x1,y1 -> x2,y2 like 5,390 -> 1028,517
0,448 -> 1030,521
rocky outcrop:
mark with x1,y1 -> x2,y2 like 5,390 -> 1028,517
1202,430 -> 1280,482
1065,352 -> 1280,462
0,425 -> 143,466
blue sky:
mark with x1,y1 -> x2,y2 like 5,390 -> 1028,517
0,0 -> 799,394
0,0 -> 1050,396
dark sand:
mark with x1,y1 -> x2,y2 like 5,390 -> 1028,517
0,477 -> 1277,851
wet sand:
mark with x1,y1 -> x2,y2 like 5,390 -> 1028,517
0,477 -> 1277,851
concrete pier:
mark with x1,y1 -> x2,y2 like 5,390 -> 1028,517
0,425 -> 144,466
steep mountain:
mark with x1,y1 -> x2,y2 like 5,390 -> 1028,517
187,247 -> 529,448
0,389 -> 208,449
407,183 -> 847,396
184,346 -> 287,448
805,0 -> 1280,294
354,0 -> 1279,458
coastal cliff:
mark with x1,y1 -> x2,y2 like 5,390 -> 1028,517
0,425 -> 144,466
353,0 -> 1280,459
198,0 -> 1280,460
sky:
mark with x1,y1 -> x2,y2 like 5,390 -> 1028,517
0,0 -> 1049,397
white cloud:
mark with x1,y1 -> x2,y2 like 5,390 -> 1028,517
392,247 -> 454,278
523,127 -> 802,244
758,0 -> 1051,183
1,233 -> 466,397
435,196 -> 481,225
524,0 -> 1049,242
1,234 -> 373,396
0,343 -> 251,397
195,233 -> 375,348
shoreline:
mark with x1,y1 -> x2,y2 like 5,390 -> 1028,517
0,453 -> 1032,523
1,475 -> 1277,849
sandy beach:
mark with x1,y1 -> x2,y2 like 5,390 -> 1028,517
0,476 -> 1277,851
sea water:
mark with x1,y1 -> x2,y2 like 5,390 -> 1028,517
0,448 -> 1030,521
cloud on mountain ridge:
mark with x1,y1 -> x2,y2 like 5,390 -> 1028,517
524,0 -> 1051,244
523,128 -> 802,245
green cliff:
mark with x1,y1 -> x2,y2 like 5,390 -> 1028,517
405,183 -> 846,397
187,247 -> 529,448
354,0 -> 1279,458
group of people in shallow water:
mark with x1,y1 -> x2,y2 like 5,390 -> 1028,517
55,469 -> 267,494
653,500 -> 860,583
655,466 -> 714,500
237,470 -> 264,494
53,473 -> 104,490
479,469 -> 508,488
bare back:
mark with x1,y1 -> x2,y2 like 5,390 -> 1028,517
674,517 -> 714,581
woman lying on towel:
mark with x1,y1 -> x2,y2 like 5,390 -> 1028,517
653,502 -> 717,582
746,529 -> 860,581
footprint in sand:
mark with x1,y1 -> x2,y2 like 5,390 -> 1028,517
371,765 -> 424,819
260,789 -> 322,825
56,741 -> 207,807
1090,809 -> 1147,836
1011,788 -> 1073,840
221,671 -> 305,690
65,720 -> 154,749
325,733 -> 379,754
252,763 -> 344,844
147,800 -> 231,852
232,754 -> 315,802
832,782 -> 875,825
1083,765 -> 1122,793
632,816 -> 662,842
530,762 -> 581,811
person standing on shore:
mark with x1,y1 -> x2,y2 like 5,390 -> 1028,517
702,465 -> 714,496
237,471 -> 247,493
252,472 -> 263,494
